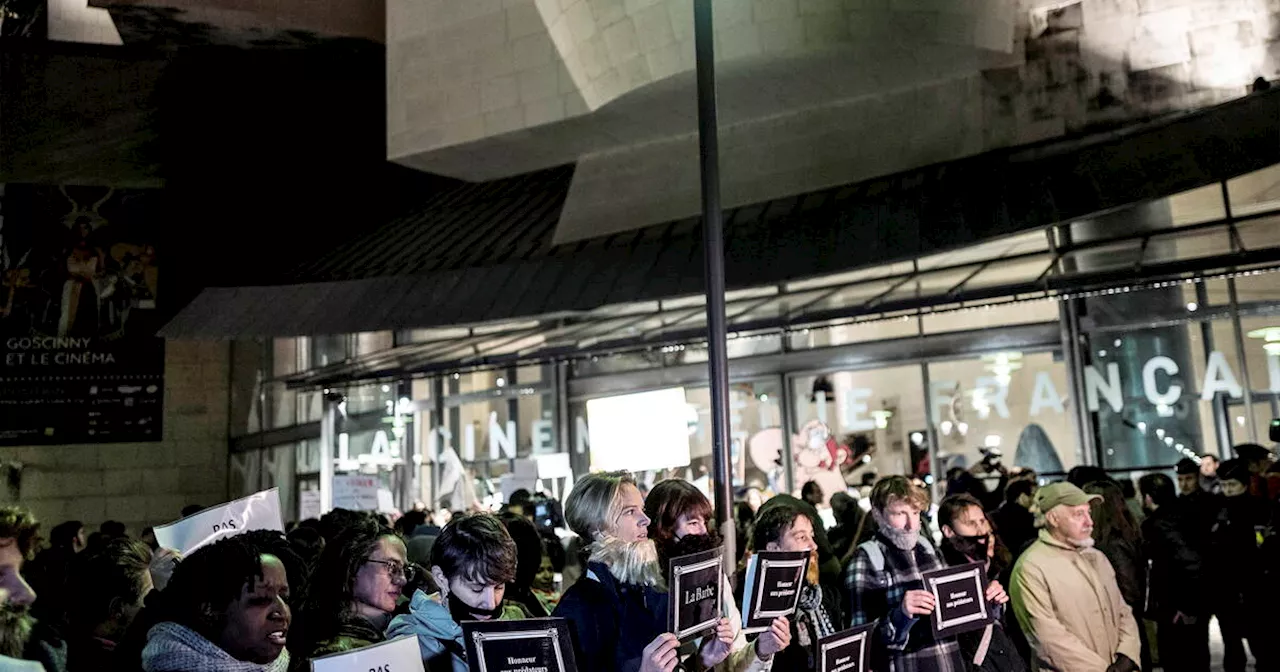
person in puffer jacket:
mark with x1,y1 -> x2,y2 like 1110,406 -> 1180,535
385,514 -> 531,672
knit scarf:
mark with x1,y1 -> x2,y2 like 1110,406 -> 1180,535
794,584 -> 836,667
141,622 -> 290,672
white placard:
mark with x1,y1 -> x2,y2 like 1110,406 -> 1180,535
299,490 -> 321,521
332,474 -> 379,511
376,488 -> 396,513
153,488 -> 283,555
310,635 -> 423,672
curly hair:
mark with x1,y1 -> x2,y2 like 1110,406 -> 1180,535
0,506 -> 40,560
749,502 -> 805,552
431,513 -> 517,586
291,521 -> 395,654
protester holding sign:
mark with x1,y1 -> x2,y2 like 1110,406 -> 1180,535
739,501 -> 838,672
386,513 -> 531,672
553,471 -> 682,672
845,477 -> 973,671
646,478 -> 789,672
936,495 -> 1026,672
291,521 -> 409,662
139,534 -> 294,672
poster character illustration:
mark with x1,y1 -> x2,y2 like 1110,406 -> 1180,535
0,185 -> 164,445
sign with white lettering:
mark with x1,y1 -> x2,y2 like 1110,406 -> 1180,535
153,488 -> 283,555
921,561 -> 992,638
310,634 -> 423,672
462,618 -> 578,672
741,550 -> 810,634
332,474 -> 379,511
667,548 -> 723,641
818,623 -> 874,672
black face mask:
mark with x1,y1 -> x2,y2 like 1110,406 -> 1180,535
944,533 -> 990,561
447,590 -> 505,623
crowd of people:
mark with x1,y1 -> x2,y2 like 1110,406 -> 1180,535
0,443 -> 1275,672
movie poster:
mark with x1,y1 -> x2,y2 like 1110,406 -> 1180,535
0,184 -> 163,445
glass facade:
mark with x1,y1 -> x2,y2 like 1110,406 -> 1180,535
224,164 -> 1280,519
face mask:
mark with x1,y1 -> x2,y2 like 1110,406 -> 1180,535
945,533 -> 990,561
446,590 -> 505,623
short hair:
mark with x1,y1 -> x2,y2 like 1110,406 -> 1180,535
50,521 -> 83,549
564,471 -> 636,542
66,538 -> 152,629
1138,473 -> 1177,508
869,476 -> 929,513
937,494 -> 984,531
1175,458 -> 1199,475
749,502 -> 805,551
1199,453 -> 1219,464
645,479 -> 714,549
1005,479 -> 1036,504
509,489 -> 532,508
801,481 -> 823,499
0,506 -> 40,560
395,510 -> 428,538
1066,466 -> 1110,488
498,513 -> 543,590
430,513 -> 517,586
100,521 -> 126,538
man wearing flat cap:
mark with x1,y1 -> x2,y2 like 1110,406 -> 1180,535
1009,483 -> 1141,672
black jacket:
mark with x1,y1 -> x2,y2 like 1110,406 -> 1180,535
939,541 -> 1028,672
1141,503 -> 1205,620
552,561 -> 667,672
991,503 -> 1036,562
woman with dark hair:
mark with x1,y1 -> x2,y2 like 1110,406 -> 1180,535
498,512 -> 549,617
290,523 -> 409,663
140,535 -> 293,672
1083,479 -> 1148,669
645,478 -> 790,672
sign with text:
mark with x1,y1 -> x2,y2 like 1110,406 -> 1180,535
311,635 -> 423,672
332,474 -> 379,511
667,548 -> 723,641
818,623 -> 874,672
921,561 -> 992,638
741,550 -> 809,634
153,488 -> 283,555
0,185 -> 164,445
299,490 -> 321,521
462,618 -> 578,672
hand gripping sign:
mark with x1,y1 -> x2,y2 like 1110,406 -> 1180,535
666,548 -> 724,642
740,550 -> 810,634
310,635 -> 424,672
920,561 -> 994,639
153,488 -> 284,556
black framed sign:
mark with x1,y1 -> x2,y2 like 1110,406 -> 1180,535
741,550 -> 810,633
920,561 -> 992,638
817,623 -> 875,672
667,547 -> 724,642
461,618 -> 578,672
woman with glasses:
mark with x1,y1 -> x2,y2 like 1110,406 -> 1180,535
290,522 -> 411,665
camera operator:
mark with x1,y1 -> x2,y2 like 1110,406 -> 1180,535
948,448 -> 1010,512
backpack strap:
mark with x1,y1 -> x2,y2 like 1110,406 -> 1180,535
858,540 -> 885,573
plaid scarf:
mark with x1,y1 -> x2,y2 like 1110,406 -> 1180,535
142,622 -> 290,672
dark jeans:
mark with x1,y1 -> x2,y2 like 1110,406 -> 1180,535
1217,608 -> 1270,672
1155,617 -> 1209,672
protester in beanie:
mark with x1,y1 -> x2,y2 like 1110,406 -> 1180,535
847,476 -> 996,671
646,478 -> 790,672
0,506 -> 39,665
1137,473 -> 1208,672
63,538 -> 153,671
141,535 -> 293,672
291,523 -> 408,662
743,501 -> 837,672
937,494 -> 1027,672
1010,483 -> 1140,672
553,471 -> 687,672
387,513 -> 530,672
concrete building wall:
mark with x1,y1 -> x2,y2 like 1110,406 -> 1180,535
0,341 -> 229,536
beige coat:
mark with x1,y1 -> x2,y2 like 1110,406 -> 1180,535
1010,530 -> 1142,672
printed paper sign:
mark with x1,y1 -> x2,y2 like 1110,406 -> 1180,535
818,623 -> 875,672
462,618 -> 578,672
741,550 -> 809,633
311,635 -> 423,672
666,548 -> 723,642
332,474 -> 379,511
299,490 -> 321,521
921,561 -> 993,638
153,488 -> 283,555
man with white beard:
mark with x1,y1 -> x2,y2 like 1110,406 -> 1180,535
1010,483 -> 1140,672
847,477 -> 1005,671
555,471 -> 737,672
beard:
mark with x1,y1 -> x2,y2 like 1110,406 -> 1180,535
805,549 -> 820,585
589,536 -> 664,588
1069,535 -> 1095,549
0,606 -> 32,659
872,509 -> 920,551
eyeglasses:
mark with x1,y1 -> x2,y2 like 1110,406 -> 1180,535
366,559 -> 418,582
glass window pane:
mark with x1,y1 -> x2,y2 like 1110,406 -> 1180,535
921,299 -> 1059,334
1168,183 -> 1226,226
788,317 -> 922,350
1227,164 -> 1280,217
309,335 -> 349,368
355,331 -> 394,356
